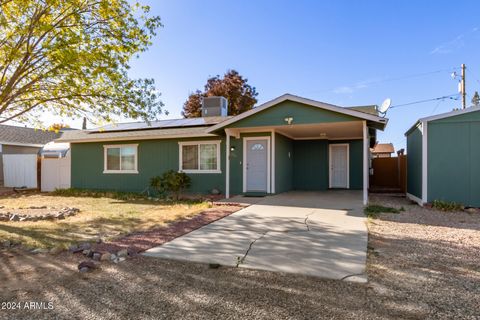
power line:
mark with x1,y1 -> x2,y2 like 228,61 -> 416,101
390,94 -> 460,109
304,67 -> 460,95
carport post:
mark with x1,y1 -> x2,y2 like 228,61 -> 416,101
225,129 -> 231,199
362,121 -> 368,205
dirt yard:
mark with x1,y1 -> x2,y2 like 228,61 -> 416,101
0,194 -> 479,319
0,193 -> 212,248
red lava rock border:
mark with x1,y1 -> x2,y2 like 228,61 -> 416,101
92,205 -> 245,256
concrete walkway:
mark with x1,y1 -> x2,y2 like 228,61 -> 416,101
144,191 -> 367,282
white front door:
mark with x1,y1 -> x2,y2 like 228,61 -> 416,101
245,139 -> 269,192
329,144 -> 349,188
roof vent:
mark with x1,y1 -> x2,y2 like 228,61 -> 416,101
202,96 -> 228,117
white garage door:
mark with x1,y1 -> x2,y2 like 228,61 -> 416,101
3,154 -> 38,188
41,154 -> 71,192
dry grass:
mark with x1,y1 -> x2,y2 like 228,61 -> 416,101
0,193 -> 210,248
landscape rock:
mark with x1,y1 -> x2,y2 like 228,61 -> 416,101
69,245 -> 83,253
2,240 -> 11,248
79,242 -> 92,250
9,214 -> 20,221
31,248 -> 49,254
100,253 -> 111,261
50,246 -> 63,255
82,249 -> 93,257
110,254 -> 117,262
79,267 -> 90,273
92,252 -> 101,261
117,249 -> 128,257
77,260 -> 98,272
465,208 -> 478,214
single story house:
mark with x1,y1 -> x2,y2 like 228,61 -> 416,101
371,143 -> 395,158
0,124 -> 60,188
57,94 -> 388,204
405,106 -> 480,207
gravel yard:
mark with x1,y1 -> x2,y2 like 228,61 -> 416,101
0,194 -> 479,319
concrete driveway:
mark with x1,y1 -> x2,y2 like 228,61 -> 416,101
144,191 -> 367,282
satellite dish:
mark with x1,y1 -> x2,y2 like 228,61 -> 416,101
378,98 -> 392,115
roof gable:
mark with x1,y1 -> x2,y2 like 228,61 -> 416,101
405,106 -> 480,136
207,94 -> 387,132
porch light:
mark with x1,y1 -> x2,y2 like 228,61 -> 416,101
284,117 -> 293,125
230,146 -> 235,151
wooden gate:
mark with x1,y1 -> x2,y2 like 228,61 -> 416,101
370,155 -> 406,193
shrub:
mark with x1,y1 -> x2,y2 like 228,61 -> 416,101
432,200 -> 464,212
150,170 -> 191,200
364,204 -> 400,218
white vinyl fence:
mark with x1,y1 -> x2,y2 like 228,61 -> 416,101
3,154 -> 38,188
41,152 -> 71,192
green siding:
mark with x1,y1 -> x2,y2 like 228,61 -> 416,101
292,139 -> 362,190
406,126 -> 423,199
71,137 -> 226,194
292,140 -> 328,190
275,133 -> 293,193
230,100 -> 358,128
428,113 -> 480,206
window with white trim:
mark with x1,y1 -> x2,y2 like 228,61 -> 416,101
103,144 -> 138,173
179,141 -> 221,173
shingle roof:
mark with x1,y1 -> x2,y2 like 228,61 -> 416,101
57,116 -> 230,143
57,125 -> 216,143
371,143 -> 395,154
0,124 -> 61,146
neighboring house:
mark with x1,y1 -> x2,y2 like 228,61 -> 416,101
0,124 -> 61,188
57,94 -> 388,204
371,143 -> 395,158
405,106 -> 480,207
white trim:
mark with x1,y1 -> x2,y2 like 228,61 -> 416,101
207,93 -> 388,133
421,121 -> 428,204
405,106 -> 480,136
292,136 -> 363,141
406,192 -> 424,206
103,144 -> 139,174
225,130 -> 231,199
419,105 -> 480,122
243,136 -> 271,193
362,121 -> 369,205
178,140 -> 222,174
328,143 -> 350,189
57,133 -> 216,143
0,141 -> 45,148
271,129 -> 276,194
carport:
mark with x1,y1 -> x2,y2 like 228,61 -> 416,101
144,190 -> 367,282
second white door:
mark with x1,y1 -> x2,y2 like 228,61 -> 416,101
329,144 -> 349,188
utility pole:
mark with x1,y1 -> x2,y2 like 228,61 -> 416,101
461,63 -> 466,109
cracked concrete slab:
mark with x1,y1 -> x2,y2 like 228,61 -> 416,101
144,191 -> 367,282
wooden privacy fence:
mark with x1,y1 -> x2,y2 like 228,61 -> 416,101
370,155 -> 406,193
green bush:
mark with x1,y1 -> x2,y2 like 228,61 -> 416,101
432,200 -> 464,212
364,204 -> 400,218
150,170 -> 191,200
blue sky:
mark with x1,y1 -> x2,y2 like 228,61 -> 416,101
63,1 -> 480,149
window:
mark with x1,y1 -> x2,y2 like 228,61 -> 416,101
103,144 -> 138,173
179,141 -> 221,173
